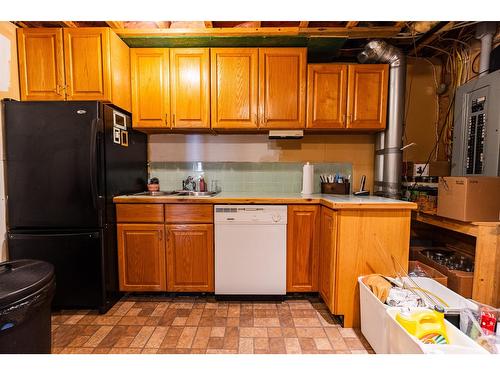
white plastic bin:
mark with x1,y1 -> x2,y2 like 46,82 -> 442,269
358,276 -> 478,354
385,308 -> 488,354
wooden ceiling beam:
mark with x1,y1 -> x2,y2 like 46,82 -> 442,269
12,21 -> 30,28
411,21 -> 452,55
106,21 -> 124,29
299,21 -> 309,28
155,21 -> 171,29
60,21 -> 79,28
116,26 -> 401,38
345,21 -> 359,28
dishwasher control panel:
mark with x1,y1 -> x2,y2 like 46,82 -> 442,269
214,205 -> 287,224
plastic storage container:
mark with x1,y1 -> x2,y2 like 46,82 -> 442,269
0,259 -> 55,354
386,308 -> 488,354
359,276 -> 477,354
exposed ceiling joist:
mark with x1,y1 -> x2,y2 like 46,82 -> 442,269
155,22 -> 171,29
411,21 -> 452,55
13,21 -> 29,28
106,21 -> 124,29
345,21 -> 359,28
116,26 -> 402,38
60,21 -> 78,28
299,21 -> 309,28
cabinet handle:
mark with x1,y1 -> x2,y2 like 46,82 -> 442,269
172,114 -> 175,127
342,114 -> 346,125
159,230 -> 163,241
253,114 -> 257,126
165,114 -> 168,126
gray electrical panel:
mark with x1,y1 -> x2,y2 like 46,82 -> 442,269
452,70 -> 500,176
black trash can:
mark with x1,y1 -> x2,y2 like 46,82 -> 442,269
0,259 -> 55,354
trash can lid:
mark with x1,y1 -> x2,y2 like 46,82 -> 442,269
0,259 -> 55,307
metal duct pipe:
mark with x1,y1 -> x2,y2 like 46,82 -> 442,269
476,22 -> 497,77
358,40 -> 406,198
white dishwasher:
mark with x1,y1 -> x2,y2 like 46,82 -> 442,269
215,205 -> 287,295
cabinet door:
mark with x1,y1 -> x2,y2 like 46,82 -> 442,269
306,64 -> 348,129
346,64 -> 388,129
117,224 -> 166,291
287,205 -> 320,292
259,48 -> 306,129
211,48 -> 258,129
166,224 -> 214,292
170,48 -> 210,128
63,28 -> 110,101
319,207 -> 337,311
131,48 -> 170,128
17,28 -> 65,100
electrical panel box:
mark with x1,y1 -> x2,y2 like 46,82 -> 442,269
451,70 -> 500,176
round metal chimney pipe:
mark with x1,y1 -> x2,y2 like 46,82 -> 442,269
476,22 -> 497,77
358,40 -> 406,198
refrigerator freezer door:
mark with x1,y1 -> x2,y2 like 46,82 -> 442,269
4,101 -> 103,229
7,230 -> 104,310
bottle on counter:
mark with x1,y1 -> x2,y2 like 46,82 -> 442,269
199,176 -> 206,192
147,177 -> 160,192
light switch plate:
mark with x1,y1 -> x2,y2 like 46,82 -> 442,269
414,163 -> 429,176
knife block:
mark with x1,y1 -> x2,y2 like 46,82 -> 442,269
321,182 -> 350,195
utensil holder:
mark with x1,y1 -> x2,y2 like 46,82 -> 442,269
321,182 -> 350,195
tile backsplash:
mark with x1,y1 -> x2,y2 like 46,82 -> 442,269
149,162 -> 352,194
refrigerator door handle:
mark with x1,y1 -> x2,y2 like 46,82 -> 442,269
9,232 -> 100,240
90,118 -> 98,208
90,118 -> 104,209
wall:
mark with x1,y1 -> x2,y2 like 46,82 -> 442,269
0,22 -> 19,262
403,57 -> 442,163
149,133 -> 375,192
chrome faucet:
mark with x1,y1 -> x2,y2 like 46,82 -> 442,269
182,176 -> 196,191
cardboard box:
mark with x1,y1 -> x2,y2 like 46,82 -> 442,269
437,176 -> 500,222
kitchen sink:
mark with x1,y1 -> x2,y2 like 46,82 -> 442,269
132,191 -> 219,197
132,191 -> 179,196
175,191 -> 219,197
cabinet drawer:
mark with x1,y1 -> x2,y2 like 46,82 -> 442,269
116,204 -> 164,223
165,204 -> 213,223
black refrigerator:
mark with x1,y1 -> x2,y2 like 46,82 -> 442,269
3,100 -> 147,313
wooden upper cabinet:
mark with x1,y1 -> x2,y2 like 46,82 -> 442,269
63,28 -> 110,101
170,48 -> 210,128
211,48 -> 258,129
346,64 -> 388,130
117,224 -> 166,292
17,28 -> 65,100
62,28 -> 131,111
131,49 -> 170,128
306,64 -> 348,129
287,205 -> 320,292
166,224 -> 214,292
318,207 -> 337,312
259,48 -> 307,129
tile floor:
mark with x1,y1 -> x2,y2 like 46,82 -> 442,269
51,295 -> 374,354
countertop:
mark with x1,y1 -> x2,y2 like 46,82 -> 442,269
113,192 -> 417,210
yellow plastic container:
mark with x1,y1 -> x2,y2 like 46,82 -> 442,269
396,309 -> 449,345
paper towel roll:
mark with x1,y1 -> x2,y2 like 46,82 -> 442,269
301,162 -> 314,195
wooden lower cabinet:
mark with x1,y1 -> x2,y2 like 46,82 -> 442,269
117,224 -> 166,292
286,205 -> 320,292
318,207 -> 337,311
166,224 -> 214,292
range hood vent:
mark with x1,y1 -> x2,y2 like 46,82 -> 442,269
268,130 -> 304,139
